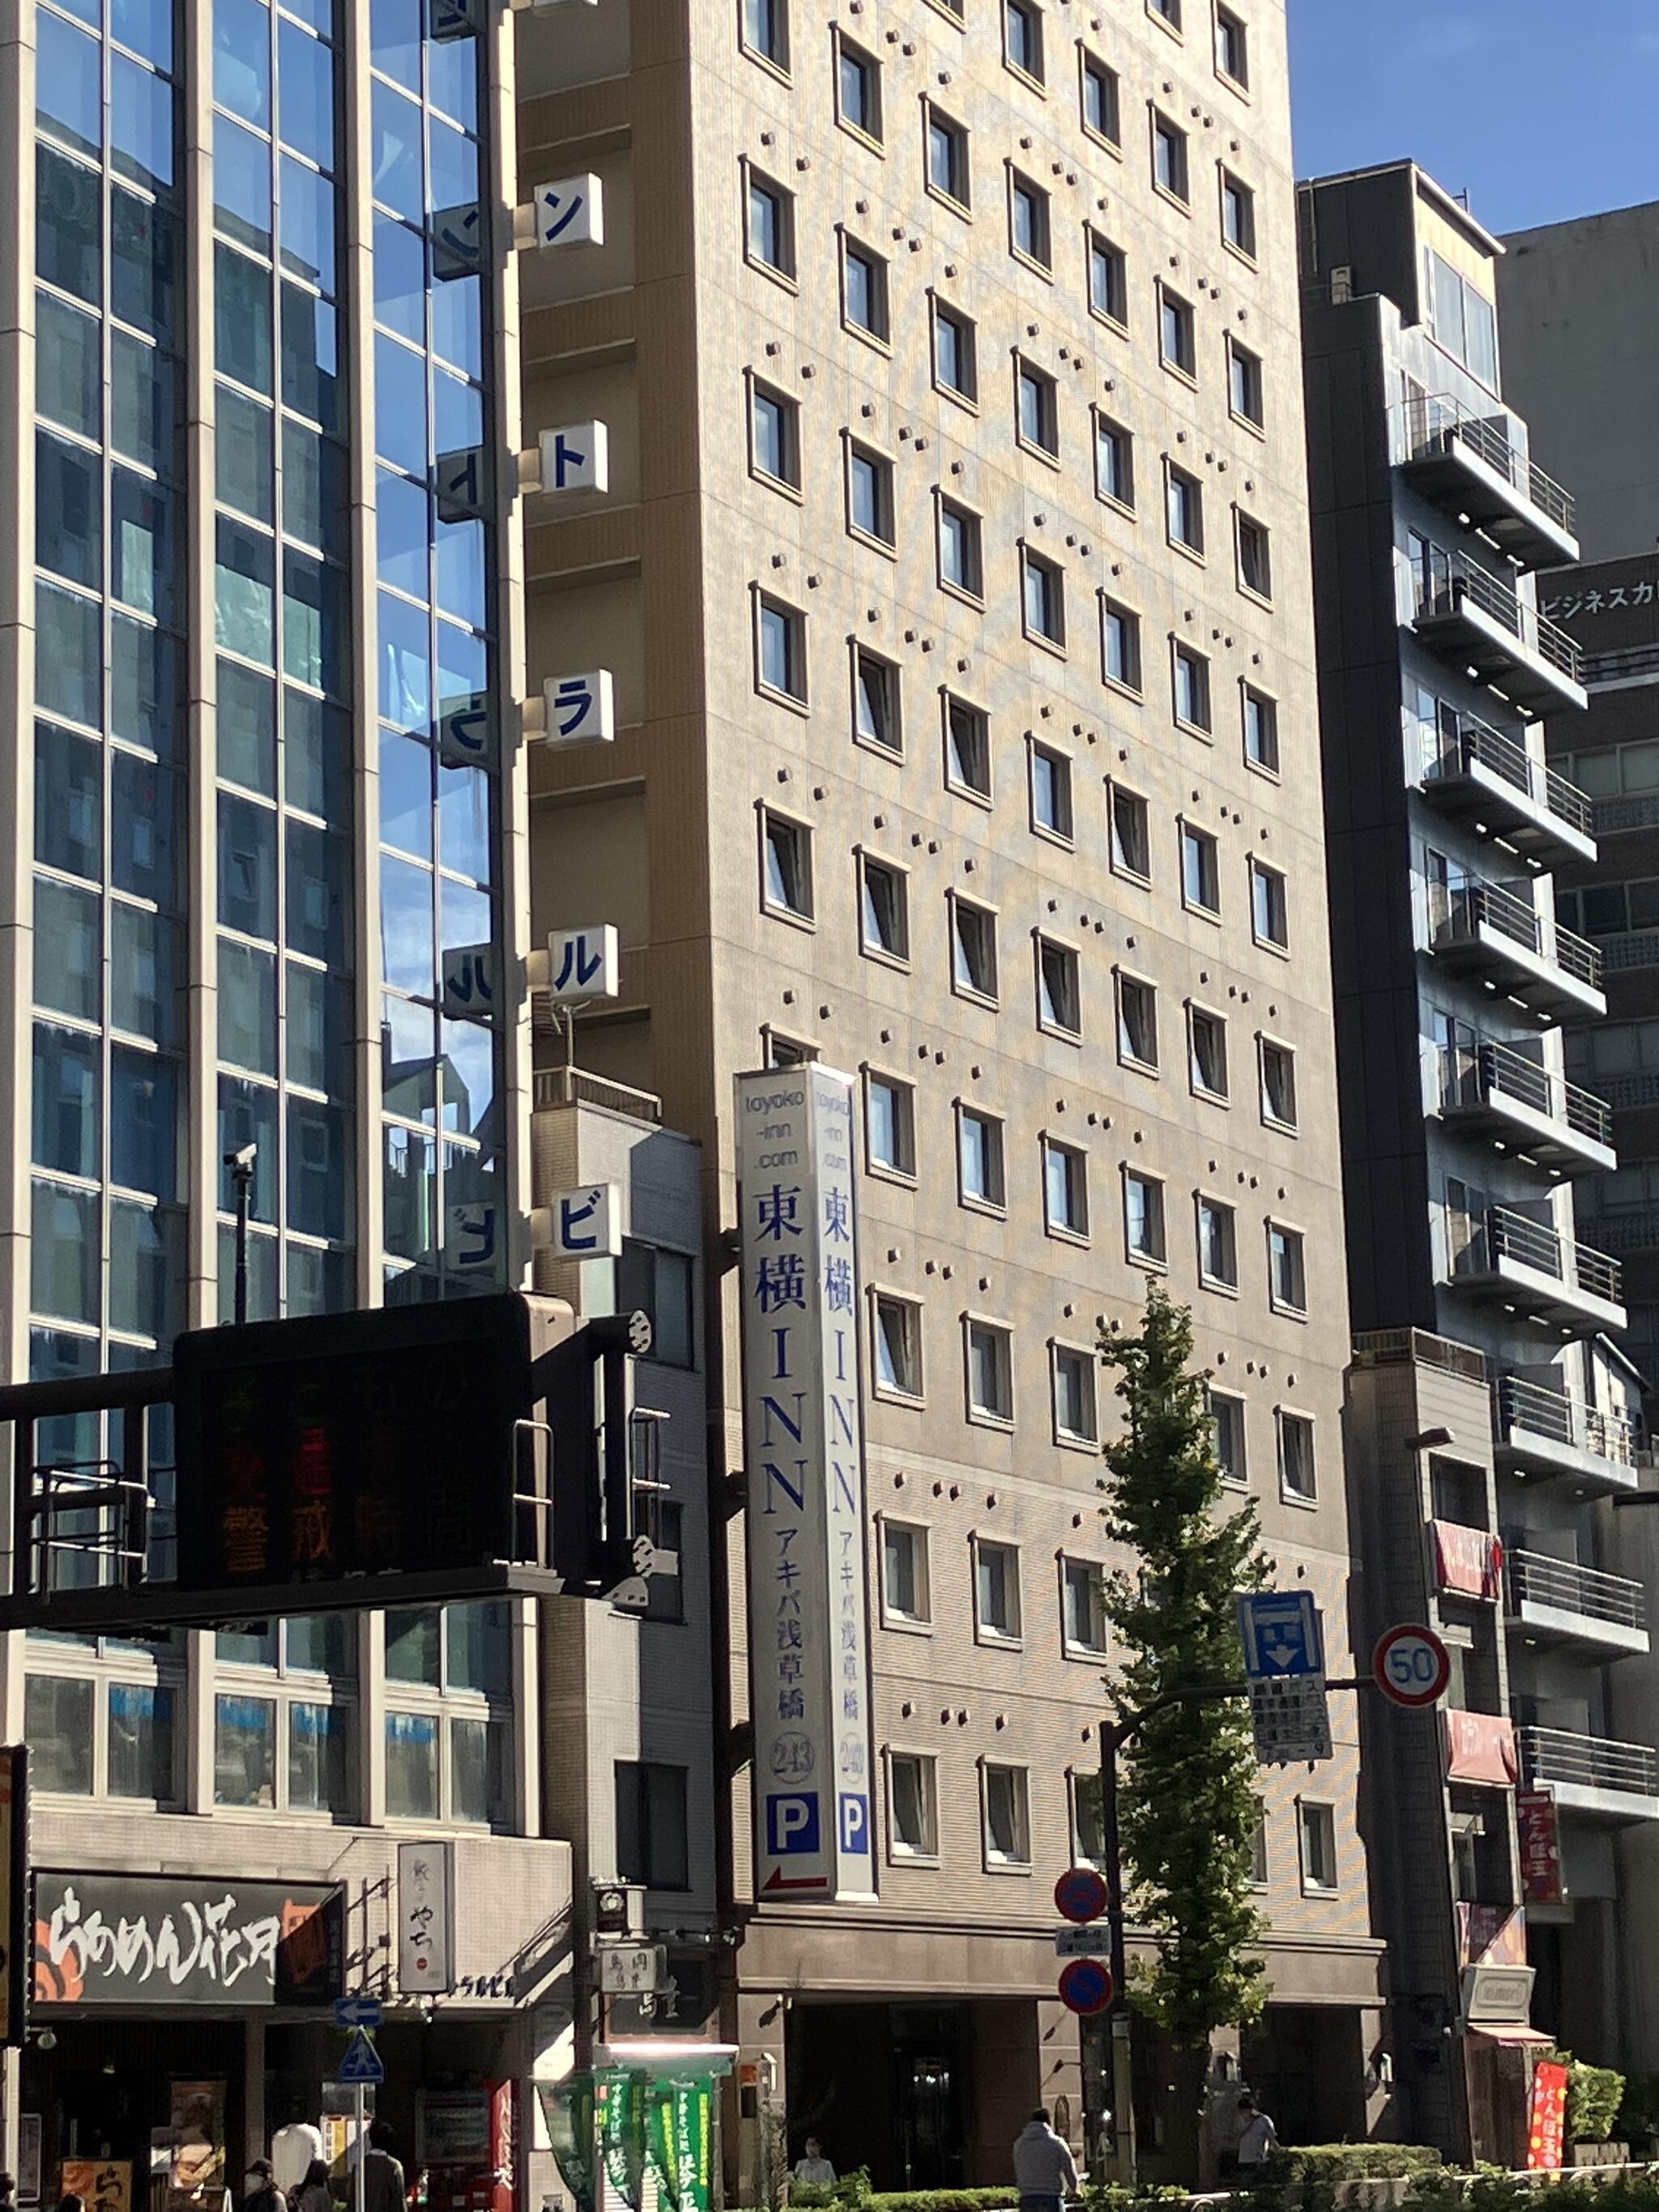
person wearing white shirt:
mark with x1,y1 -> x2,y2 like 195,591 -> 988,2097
271,2117 -> 326,2198
792,2140 -> 836,2188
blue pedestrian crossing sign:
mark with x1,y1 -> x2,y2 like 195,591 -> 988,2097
1237,1590 -> 1324,1680
337,2029 -> 384,2085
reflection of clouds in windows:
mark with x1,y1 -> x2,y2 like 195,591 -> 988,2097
440,874 -> 490,957
380,591 -> 431,728
382,996 -> 437,1121
440,1018 -> 493,1141
439,761 -> 489,880
380,854 -> 435,995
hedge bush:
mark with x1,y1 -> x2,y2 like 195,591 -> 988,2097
1545,2053 -> 1628,2144
789,2188 -> 1019,2212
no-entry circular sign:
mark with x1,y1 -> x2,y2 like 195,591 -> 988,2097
1058,1958 -> 1115,2016
1374,1623 -> 1452,1708
1054,1866 -> 1109,1924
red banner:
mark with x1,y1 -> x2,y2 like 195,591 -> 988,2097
1457,1902 -> 1528,1967
1518,1787 -> 1565,1904
1443,1708 -> 1520,1785
1528,2060 -> 1570,2172
1431,1520 -> 1503,1600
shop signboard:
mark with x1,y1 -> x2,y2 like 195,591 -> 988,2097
19,2115 -> 41,2206
1518,1787 -> 1565,1904
167,2082 -> 227,2208
32,1873 -> 341,2007
734,1065 -> 876,1901
597,2071 -> 646,2212
63,2162 -> 130,2212
538,2079 -> 595,2212
419,2091 -> 493,2167
1528,2059 -> 1570,2172
397,1842 -> 454,1994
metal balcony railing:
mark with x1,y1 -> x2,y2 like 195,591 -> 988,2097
1519,1726 -> 1659,1799
1469,1205 -> 1624,1306
1439,1041 -> 1612,1146
1583,641 -> 1659,688
1421,709 -> 1593,836
1404,395 -> 1576,535
1353,1327 -> 1489,1383
1583,1210 -> 1659,1258
1493,1375 -> 1638,1468
532,1063 -> 663,1124
1592,792 -> 1659,837
1598,928 -> 1659,973
1507,1549 -> 1646,1633
1415,557 -> 1584,685
1436,880 -> 1603,991
1596,1067 -> 1659,1111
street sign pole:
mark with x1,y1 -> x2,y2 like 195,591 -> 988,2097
355,2086 -> 365,2212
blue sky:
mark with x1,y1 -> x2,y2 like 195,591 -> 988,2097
1289,0 -> 1659,237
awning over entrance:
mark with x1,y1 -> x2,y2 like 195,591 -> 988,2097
1468,2023 -> 1555,2045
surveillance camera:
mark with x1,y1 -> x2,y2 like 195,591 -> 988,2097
224,1142 -> 258,1170
35,2028 -> 56,2052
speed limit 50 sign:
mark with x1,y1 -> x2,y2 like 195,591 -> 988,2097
1374,1623 -> 1452,1708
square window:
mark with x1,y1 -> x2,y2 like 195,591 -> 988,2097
874,1292 -> 923,1398
1189,1006 -> 1229,1097
1037,936 -> 1081,1036
1124,1169 -> 1166,1265
854,645 -> 901,753
860,855 -> 910,963
958,1105 -> 1006,1208
756,591 -> 807,701
746,169 -> 795,279
1229,339 -> 1265,428
619,1242 -> 697,1368
1280,1410 -> 1316,1500
1299,1799 -> 1337,1890
1174,642 -> 1212,729
939,497 -> 984,598
1260,1038 -> 1298,1129
983,1762 -> 1031,1865
749,377 -> 800,490
1016,357 -> 1060,458
1062,1554 -> 1107,1646
761,809 -> 813,919
843,239 -> 891,343
1030,743 -> 1073,839
1117,973 -> 1158,1068
1153,113 -> 1189,202
1216,6 -> 1249,86
1166,462 -> 1205,553
933,297 -> 978,402
615,1760 -> 691,1890
1198,1194 -> 1238,1287
1043,1136 -> 1089,1237
866,1069 -> 916,1174
1087,230 -> 1128,326
1094,412 -> 1134,509
1150,0 -> 1182,25
945,693 -> 992,797
1022,547 -> 1064,646
927,104 -> 970,210
1110,784 -> 1151,880
889,1750 -> 939,1855
883,1522 -> 932,1624
1010,169 -> 1051,268
975,1536 -> 1021,1634
1243,684 -> 1279,774
951,895 -> 998,1001
1102,596 -> 1142,693
1081,51 -> 1120,144
1055,1348 -> 1099,1445
1222,169 -> 1256,258
1159,287 -> 1197,377
766,1030 -> 815,1069
967,1322 -> 1015,1426
847,438 -> 895,544
1252,859 -> 1289,949
1212,1389 -> 1247,1485
1181,822 -> 1219,914
742,0 -> 789,70
1004,0 -> 1044,82
1237,510 -> 1273,599
1269,1223 -> 1307,1314
836,32 -> 883,141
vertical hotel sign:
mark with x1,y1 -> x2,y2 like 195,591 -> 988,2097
735,1067 -> 876,1899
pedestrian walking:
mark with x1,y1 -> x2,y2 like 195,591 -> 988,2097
290,2157 -> 334,2212
792,2139 -> 836,2187
1012,2108 -> 1078,2212
1234,2095 -> 1279,2170
272,2111 -> 326,2199
0,2170 -> 19,2212
357,2123 -> 406,2212
243,2159 -> 285,2212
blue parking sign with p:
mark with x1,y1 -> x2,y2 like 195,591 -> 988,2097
839,1793 -> 871,1855
767,1792 -> 820,1856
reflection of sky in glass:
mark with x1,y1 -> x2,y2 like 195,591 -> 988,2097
439,874 -> 489,957
379,590 -> 430,729
440,1016 -> 493,1139
380,854 -> 434,995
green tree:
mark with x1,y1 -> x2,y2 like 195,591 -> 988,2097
1098,1286 -> 1272,2150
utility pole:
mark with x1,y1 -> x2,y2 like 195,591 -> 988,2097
224,1142 -> 257,1325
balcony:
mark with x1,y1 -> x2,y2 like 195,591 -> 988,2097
1592,792 -> 1659,838
1413,558 -> 1588,716
1451,1206 -> 1626,1336
1493,1375 -> 1640,1494
1518,1726 -> 1659,1824
1418,710 -> 1595,869
1439,1042 -> 1614,1177
1595,927 -> 1659,976
1400,396 -> 1580,571
1430,880 -> 1606,1022
1505,1550 -> 1649,1658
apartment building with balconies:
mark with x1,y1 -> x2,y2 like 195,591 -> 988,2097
1300,160 -> 1648,2154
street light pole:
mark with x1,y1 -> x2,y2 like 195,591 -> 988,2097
224,1143 -> 257,1325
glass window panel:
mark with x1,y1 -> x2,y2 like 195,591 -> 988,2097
287,961 -> 350,1095
32,1025 -> 100,1178
110,1046 -> 177,1200
25,1677 -> 94,1792
111,471 -> 177,624
109,1682 -> 176,1801
112,189 -> 179,343
374,333 -> 428,475
448,1599 -> 510,1694
34,581 -> 101,730
428,117 -> 477,213
216,1075 -> 279,1218
439,1016 -> 492,1140
284,688 -> 348,818
216,386 -> 275,522
109,1196 -> 181,1337
111,751 -> 178,908
30,1179 -> 99,1325
113,0 -> 174,69
111,613 -> 178,756
289,1702 -> 350,1813
382,1124 -> 436,1258
377,467 -> 429,598
285,817 -> 345,961
36,431 -> 100,591
380,855 -> 434,994
371,82 -> 423,220
218,1620 -> 280,1666
439,874 -> 488,957
278,20 -> 335,169
215,0 -> 272,125
369,0 -> 421,87
36,292 -> 100,441
431,274 -> 480,379
381,995 -> 436,1122
33,878 -> 100,1022
288,1613 -> 351,1674
282,549 -> 345,693
380,729 -> 433,858
36,145 -> 102,306
279,157 -> 335,292
287,1095 -> 348,1238
435,518 -> 486,629
110,902 -> 179,1044
215,1692 -> 277,1805
111,53 -> 174,196
280,283 -> 339,431
426,34 -> 476,130
438,762 -> 490,881
35,721 -> 102,879
219,793 -> 279,938
433,368 -> 480,457
216,243 -> 274,394
112,330 -> 176,475
215,1221 -> 279,1323
450,1716 -> 501,1825
215,116 -> 274,257
384,1711 -> 438,1818
37,11 -> 101,157
386,1605 -> 441,1684
378,590 -> 431,730
218,659 -> 278,794
215,518 -> 276,663
282,420 -> 345,558
372,213 -> 426,343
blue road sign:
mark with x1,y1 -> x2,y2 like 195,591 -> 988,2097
333,1997 -> 382,2030
336,2030 -> 384,2086
1237,1590 -> 1324,1680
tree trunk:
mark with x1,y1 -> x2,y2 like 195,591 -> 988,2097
1166,2039 -> 1211,2189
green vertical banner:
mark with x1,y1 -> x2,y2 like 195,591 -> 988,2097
667,2075 -> 713,2212
537,2078 -> 597,2212
598,2069 -> 646,2212
643,2084 -> 680,2212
